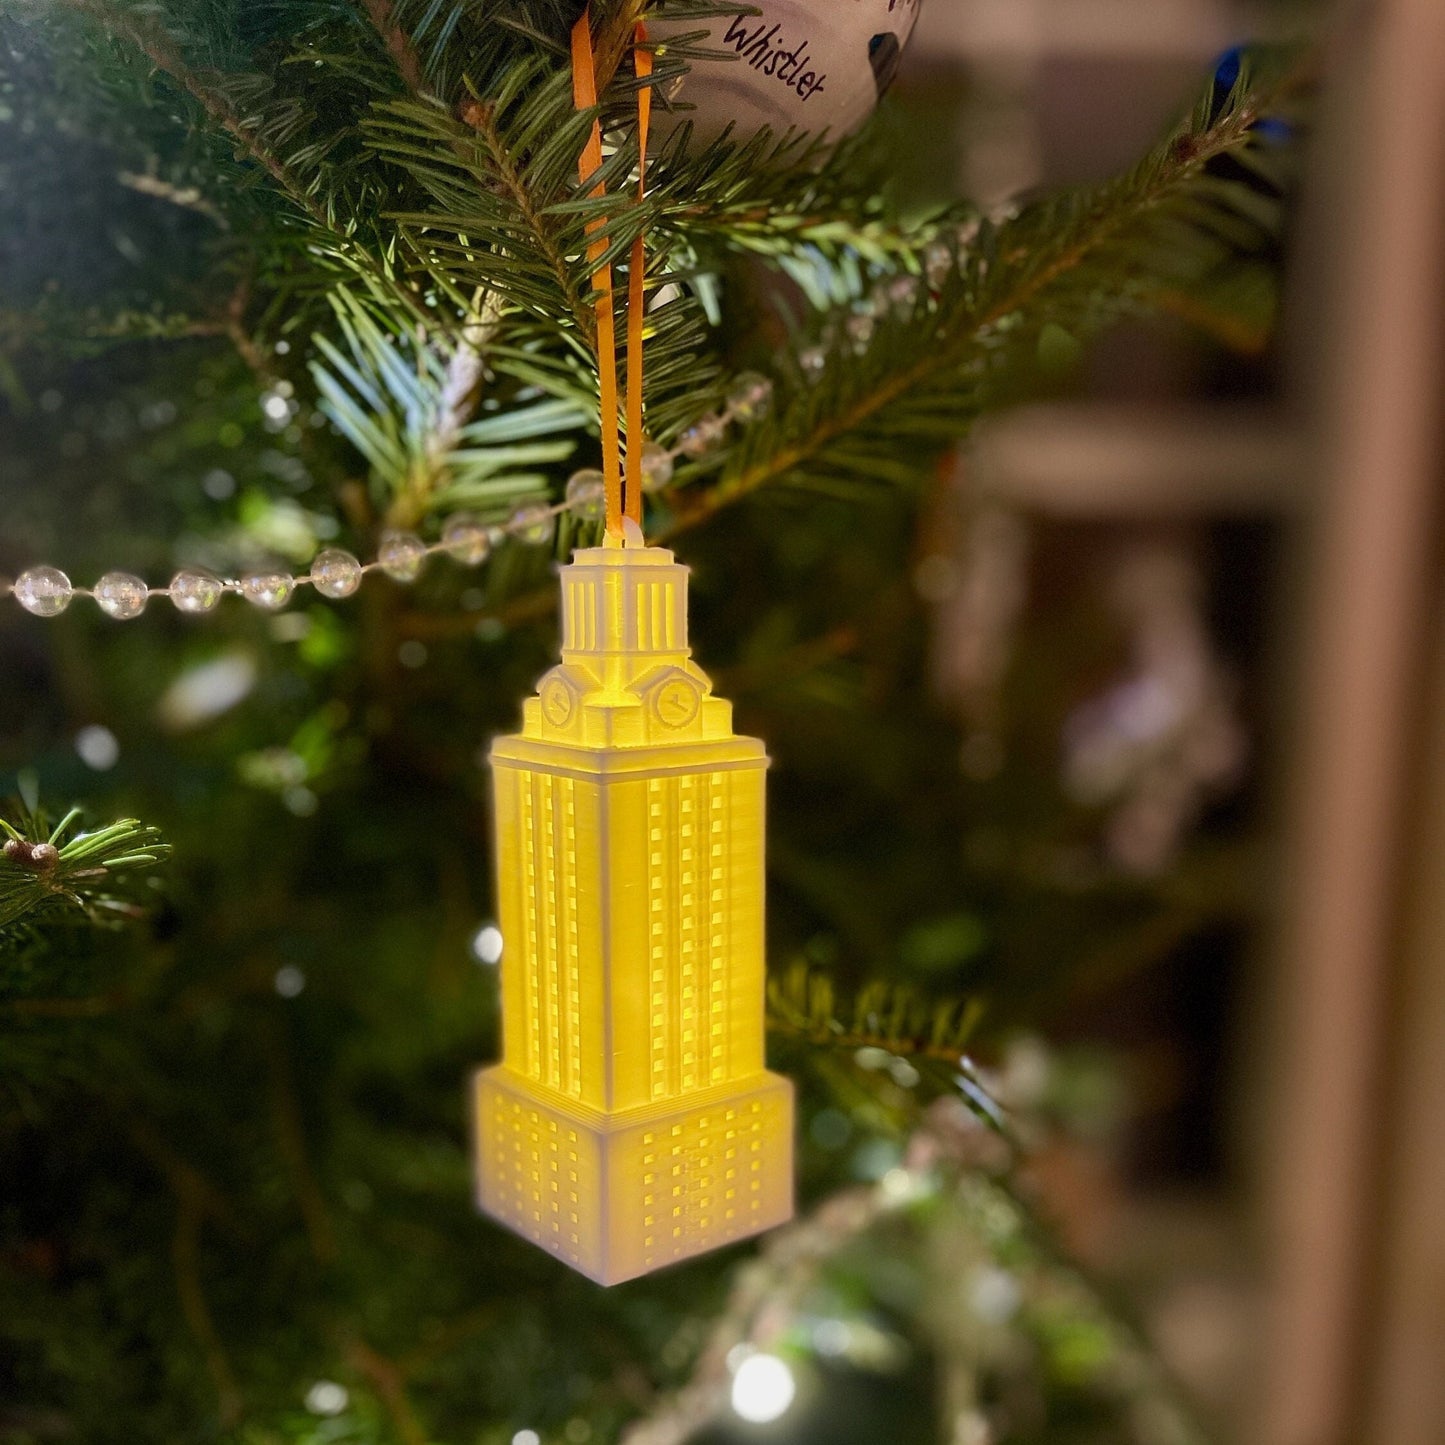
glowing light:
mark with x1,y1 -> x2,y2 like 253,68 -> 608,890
274,966 -> 306,998
284,787 -> 318,818
156,653 -> 257,730
956,1410 -> 993,1445
75,725 -> 119,771
888,1058 -> 921,1088
880,1167 -> 917,1202
304,1381 -> 348,1416
471,925 -> 504,965
969,1266 -> 1022,1325
474,542 -> 795,1284
511,1432 -> 541,1445
730,1353 -> 796,1424
202,468 -> 235,499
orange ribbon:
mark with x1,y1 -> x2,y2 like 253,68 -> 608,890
625,27 -> 652,529
571,10 -> 651,536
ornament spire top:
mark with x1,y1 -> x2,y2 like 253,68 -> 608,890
525,543 -> 734,750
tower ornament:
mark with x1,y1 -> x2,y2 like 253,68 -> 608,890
474,534 -> 795,1284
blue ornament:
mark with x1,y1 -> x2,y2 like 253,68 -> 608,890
1213,45 -> 1244,92
1251,116 -> 1294,144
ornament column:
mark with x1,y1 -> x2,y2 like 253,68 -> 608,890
475,536 -> 794,1285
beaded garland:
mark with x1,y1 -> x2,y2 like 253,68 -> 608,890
3,383 -> 770,621
4,214 -> 982,625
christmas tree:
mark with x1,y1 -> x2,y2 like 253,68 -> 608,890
0,4 -> 1303,1441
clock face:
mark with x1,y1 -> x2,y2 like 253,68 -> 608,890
540,677 -> 575,727
652,677 -> 700,729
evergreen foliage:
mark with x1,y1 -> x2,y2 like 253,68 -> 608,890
0,800 -> 169,932
0,3 -> 1306,1441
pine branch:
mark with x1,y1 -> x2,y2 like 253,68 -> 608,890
646,121 -> 924,265
768,962 -> 986,1071
58,0 -> 334,230
768,961 -> 1006,1137
0,807 -> 170,935
400,288 -> 504,524
359,0 -> 429,96
115,169 -> 230,228
309,286 -> 582,523
343,1337 -> 429,1445
621,1176 -> 898,1445
354,53 -> 1303,636
657,50 -> 1308,536
455,86 -> 600,351
624,1098 -> 1209,1445
591,0 -> 648,92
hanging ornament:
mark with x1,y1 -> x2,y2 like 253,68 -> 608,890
652,0 -> 923,146
472,12 -> 794,1286
473,533 -> 795,1284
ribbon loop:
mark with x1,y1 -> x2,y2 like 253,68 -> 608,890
625,25 -> 652,528
571,11 -> 652,538
570,10 -> 623,537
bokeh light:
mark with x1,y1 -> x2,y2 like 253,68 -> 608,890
730,1352 -> 796,1424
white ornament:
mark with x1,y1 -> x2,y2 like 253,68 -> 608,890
652,0 -> 922,146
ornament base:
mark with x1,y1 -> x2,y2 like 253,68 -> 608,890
474,1065 -> 794,1285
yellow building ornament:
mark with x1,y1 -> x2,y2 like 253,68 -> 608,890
474,535 -> 795,1284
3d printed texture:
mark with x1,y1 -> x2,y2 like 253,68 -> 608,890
475,541 -> 794,1284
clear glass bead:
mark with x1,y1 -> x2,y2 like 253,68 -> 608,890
239,571 -> 294,611
441,513 -> 493,566
798,345 -> 827,383
311,548 -> 363,599
639,441 -> 674,494
378,530 -> 427,583
93,570 -> 148,620
845,312 -> 875,353
509,502 -> 556,547
726,371 -> 774,423
924,240 -> 953,290
14,566 -> 72,617
170,569 -> 224,614
564,469 -> 606,523
678,412 -> 727,458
